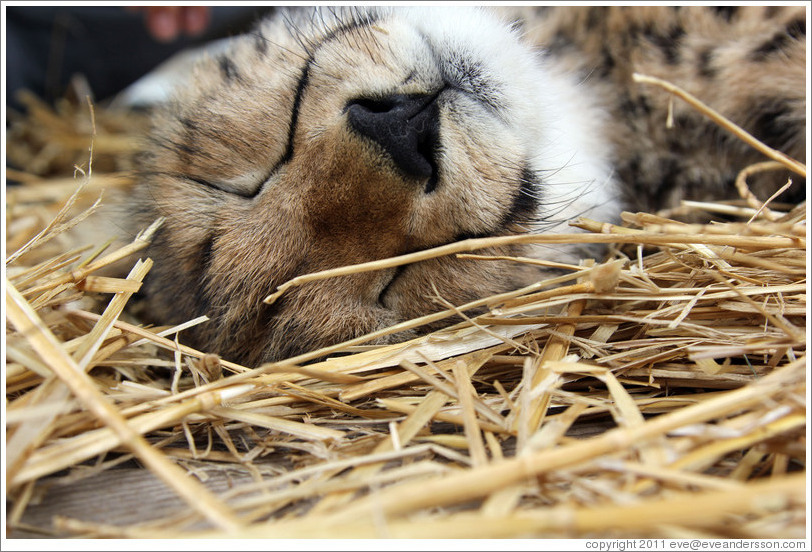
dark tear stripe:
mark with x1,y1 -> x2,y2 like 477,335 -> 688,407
277,64 -> 311,170
266,14 -> 380,189
504,166 -> 541,228
450,167 -> 540,243
169,13 -> 379,201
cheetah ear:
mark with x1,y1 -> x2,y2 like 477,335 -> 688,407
110,37 -> 234,109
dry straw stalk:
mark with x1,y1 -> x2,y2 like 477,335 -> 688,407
4,74 -> 807,538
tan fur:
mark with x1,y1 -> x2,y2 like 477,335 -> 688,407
510,5 -> 806,209
132,6 -> 806,365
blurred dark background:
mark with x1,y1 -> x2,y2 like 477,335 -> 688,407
5,6 -> 273,111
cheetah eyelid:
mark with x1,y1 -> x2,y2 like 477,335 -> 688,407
217,168 -> 276,197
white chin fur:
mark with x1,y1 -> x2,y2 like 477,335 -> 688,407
396,7 -> 619,235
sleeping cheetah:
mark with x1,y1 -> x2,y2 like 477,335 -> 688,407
129,6 -> 806,365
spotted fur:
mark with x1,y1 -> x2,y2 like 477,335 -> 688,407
131,6 -> 806,365
511,5 -> 806,210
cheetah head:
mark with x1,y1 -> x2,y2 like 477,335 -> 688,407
134,7 -> 616,365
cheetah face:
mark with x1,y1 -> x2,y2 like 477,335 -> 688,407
135,7 -> 616,365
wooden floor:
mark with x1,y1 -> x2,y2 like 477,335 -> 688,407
8,466 -> 254,538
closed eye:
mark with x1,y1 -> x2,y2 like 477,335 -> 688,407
214,168 -> 277,198
154,126 -> 283,198
423,40 -> 506,117
174,167 -> 276,199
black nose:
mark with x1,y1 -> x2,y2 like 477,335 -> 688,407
346,93 -> 440,188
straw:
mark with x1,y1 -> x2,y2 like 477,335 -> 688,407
4,72 -> 806,538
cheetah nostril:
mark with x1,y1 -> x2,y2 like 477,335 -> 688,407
346,93 -> 440,189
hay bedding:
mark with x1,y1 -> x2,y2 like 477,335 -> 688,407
3,76 -> 807,539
